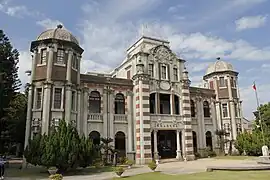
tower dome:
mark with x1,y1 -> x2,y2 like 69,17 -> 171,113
36,24 -> 79,45
205,58 -> 234,76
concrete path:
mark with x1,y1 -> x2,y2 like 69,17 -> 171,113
5,158 -> 264,180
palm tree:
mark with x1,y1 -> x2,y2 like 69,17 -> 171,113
215,129 -> 230,155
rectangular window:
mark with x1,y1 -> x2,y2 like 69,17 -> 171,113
41,49 -> 47,64
222,103 -> 228,118
173,68 -> 178,81
127,70 -> 131,79
149,64 -> 154,77
219,77 -> 225,87
234,103 -> 238,117
36,88 -> 42,109
161,65 -> 167,79
54,88 -> 62,109
72,54 -> 77,69
209,81 -> 214,89
56,49 -> 65,64
71,91 -> 76,111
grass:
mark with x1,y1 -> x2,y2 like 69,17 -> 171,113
5,162 -> 116,179
214,156 -> 256,160
114,171 -> 270,180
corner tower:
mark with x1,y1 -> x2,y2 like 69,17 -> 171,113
203,58 -> 243,151
24,25 -> 84,147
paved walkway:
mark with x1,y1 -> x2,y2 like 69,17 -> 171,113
6,158 -> 265,180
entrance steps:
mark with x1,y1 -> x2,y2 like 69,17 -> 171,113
159,158 -> 180,164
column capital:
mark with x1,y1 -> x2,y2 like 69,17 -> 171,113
127,90 -> 134,96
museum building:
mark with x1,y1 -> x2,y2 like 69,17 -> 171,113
24,25 -> 244,164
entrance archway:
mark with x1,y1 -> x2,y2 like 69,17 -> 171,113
89,131 -> 101,145
115,131 -> 126,158
157,130 -> 177,159
205,131 -> 213,150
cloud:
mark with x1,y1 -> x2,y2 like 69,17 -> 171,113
17,50 -> 32,90
168,4 -> 185,13
240,83 -> 270,119
36,18 -> 64,29
235,15 -> 267,31
186,62 -> 212,73
0,0 -> 41,18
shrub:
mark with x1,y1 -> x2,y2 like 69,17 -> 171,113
114,166 -> 125,177
234,131 -> 270,156
199,147 -> 216,158
49,174 -> 63,180
24,120 -> 97,173
148,161 -> 157,171
125,159 -> 134,167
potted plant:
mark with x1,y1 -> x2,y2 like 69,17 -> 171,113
48,167 -> 58,175
114,166 -> 125,177
126,159 -> 134,169
148,161 -> 157,171
49,174 -> 63,180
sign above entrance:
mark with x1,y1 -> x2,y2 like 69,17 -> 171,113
151,120 -> 184,130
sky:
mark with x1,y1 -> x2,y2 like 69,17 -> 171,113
1,0 -> 270,120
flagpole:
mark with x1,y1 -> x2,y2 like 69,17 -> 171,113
254,81 -> 266,145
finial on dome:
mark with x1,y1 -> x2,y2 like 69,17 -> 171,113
57,24 -> 63,29
216,57 -> 221,60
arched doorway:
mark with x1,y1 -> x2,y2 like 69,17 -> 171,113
115,131 -> 126,158
192,131 -> 198,153
205,131 -> 213,150
89,131 -> 101,145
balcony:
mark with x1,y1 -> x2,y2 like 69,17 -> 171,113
150,114 -> 183,121
114,114 -> 128,123
204,118 -> 213,125
88,113 -> 103,122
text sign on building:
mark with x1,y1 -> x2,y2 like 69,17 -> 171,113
152,121 -> 184,130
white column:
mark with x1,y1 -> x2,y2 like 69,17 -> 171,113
196,98 -> 205,148
109,91 -> 115,139
65,51 -> 73,124
83,88 -> 88,137
239,101 -> 244,133
77,89 -> 82,135
41,82 -> 51,134
176,130 -> 182,160
127,91 -> 133,152
46,46 -> 54,81
66,50 -> 73,83
228,76 -> 237,140
153,130 -> 158,159
77,55 -> 81,83
103,89 -> 108,138
211,100 -> 218,148
24,85 -> 33,149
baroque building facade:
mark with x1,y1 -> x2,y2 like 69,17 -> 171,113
24,25 -> 244,164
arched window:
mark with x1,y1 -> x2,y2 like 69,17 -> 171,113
205,131 -> 213,150
203,101 -> 210,117
115,131 -> 126,158
190,100 -> 195,117
115,93 -> 125,114
89,91 -> 101,113
192,131 -> 197,153
89,131 -> 101,145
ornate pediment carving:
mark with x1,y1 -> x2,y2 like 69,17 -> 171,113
151,45 -> 174,63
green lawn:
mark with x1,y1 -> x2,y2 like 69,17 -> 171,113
5,163 -> 115,178
214,156 -> 256,160
115,171 -> 270,180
